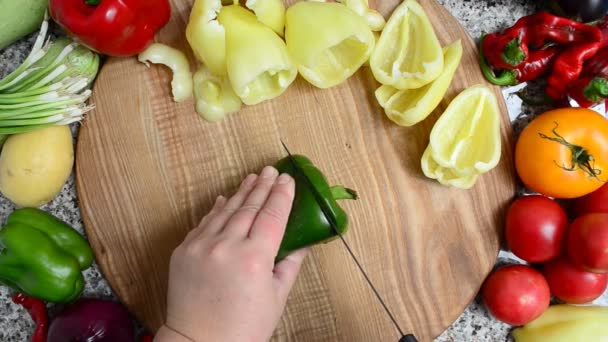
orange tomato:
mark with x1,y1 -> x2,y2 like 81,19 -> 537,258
515,108 -> 608,199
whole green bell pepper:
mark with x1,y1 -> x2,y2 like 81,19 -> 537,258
274,155 -> 357,261
0,208 -> 93,303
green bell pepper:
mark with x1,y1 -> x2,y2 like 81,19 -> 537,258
0,208 -> 93,303
274,155 -> 357,261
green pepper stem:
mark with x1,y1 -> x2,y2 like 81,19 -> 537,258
479,34 -> 518,86
538,121 -> 604,182
501,38 -> 526,67
583,77 -> 608,102
84,0 -> 101,5
330,186 -> 358,200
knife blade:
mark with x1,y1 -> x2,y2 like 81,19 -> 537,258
279,140 -> 417,342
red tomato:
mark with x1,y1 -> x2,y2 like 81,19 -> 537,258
543,256 -> 608,304
481,264 -> 550,325
505,196 -> 568,263
567,213 -> 608,273
573,183 -> 608,216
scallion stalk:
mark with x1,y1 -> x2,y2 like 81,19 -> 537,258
0,14 -> 99,137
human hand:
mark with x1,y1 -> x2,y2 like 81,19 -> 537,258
155,166 -> 309,342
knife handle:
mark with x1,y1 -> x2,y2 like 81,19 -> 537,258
399,334 -> 418,342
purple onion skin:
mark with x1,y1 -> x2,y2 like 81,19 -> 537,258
47,298 -> 135,342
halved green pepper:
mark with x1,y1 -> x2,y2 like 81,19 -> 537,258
274,155 -> 357,261
0,208 -> 93,303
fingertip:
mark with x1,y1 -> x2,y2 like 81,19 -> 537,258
241,173 -> 258,187
276,173 -> 293,185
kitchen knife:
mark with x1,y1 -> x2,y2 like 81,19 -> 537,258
280,140 -> 418,342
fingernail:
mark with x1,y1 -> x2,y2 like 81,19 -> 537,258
242,174 -> 257,186
261,166 -> 278,178
276,173 -> 292,185
215,195 -> 226,205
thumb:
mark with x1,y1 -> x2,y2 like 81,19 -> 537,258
273,248 -> 309,302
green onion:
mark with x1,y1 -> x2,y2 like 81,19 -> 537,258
0,14 -> 99,138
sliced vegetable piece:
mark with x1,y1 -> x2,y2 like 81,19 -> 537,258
285,1 -> 375,89
138,43 -> 193,103
429,84 -> 501,176
376,40 -> 462,126
512,305 -> 608,342
193,65 -> 242,122
245,0 -> 286,36
421,146 -> 478,189
336,0 -> 386,31
218,5 -> 296,105
370,0 -> 443,90
186,0 -> 228,75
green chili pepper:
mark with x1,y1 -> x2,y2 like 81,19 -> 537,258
0,208 -> 93,303
274,155 -> 357,261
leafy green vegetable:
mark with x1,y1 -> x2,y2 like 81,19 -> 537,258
0,18 -> 100,138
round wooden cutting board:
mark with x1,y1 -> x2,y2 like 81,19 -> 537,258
76,0 -> 516,340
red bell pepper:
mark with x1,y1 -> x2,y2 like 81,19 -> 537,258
49,0 -> 171,57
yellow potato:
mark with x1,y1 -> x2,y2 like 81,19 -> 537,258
0,126 -> 74,207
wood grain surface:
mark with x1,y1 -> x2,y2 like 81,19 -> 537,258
75,0 -> 516,340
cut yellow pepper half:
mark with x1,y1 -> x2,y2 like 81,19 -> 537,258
285,1 -> 375,89
218,5 -> 296,105
336,0 -> 386,31
375,40 -> 462,126
370,0 -> 443,90
186,0 -> 228,76
193,65 -> 242,122
245,0 -> 285,36
421,146 -> 478,189
186,0 -> 286,75
428,84 -> 501,176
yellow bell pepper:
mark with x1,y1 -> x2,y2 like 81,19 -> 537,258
186,0 -> 286,75
421,146 -> 478,189
285,1 -> 375,89
370,0 -> 443,90
193,65 -> 242,122
138,43 -> 193,102
217,5 -> 296,105
245,0 -> 285,36
336,0 -> 386,31
512,305 -> 608,342
186,0 -> 228,76
375,40 -> 462,126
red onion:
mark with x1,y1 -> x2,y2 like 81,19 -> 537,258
47,298 -> 135,342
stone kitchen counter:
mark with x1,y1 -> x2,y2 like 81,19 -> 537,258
2,0 -> 606,341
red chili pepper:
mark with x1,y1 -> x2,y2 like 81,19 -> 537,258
525,12 -> 602,47
582,45 -> 608,78
49,0 -> 171,56
481,12 -> 602,71
480,34 -> 559,85
546,42 -> 602,100
567,45 -> 608,107
569,76 -> 608,107
12,293 -> 48,342
141,334 -> 154,342
482,29 -> 529,70
598,15 -> 608,47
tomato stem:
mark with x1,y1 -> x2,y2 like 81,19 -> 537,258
538,122 -> 605,182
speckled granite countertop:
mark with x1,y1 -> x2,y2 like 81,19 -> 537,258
1,0 -> 606,341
